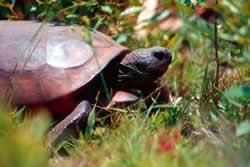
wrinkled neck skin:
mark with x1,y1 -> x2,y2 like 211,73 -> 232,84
114,63 -> 167,106
116,64 -> 160,91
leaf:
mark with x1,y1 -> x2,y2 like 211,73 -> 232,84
11,0 -> 15,5
215,87 -> 243,108
66,14 -> 78,18
101,5 -> 112,14
92,16 -> 104,30
236,120 -> 250,136
81,15 -> 90,25
180,0 -> 192,6
167,33 -> 179,48
114,33 -> 129,44
150,10 -> 170,22
120,6 -> 142,16
85,106 -> 95,137
224,86 -> 250,99
30,6 -> 37,12
198,0 -> 206,4
175,1 -> 194,16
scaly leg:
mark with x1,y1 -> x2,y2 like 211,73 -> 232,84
47,101 -> 92,148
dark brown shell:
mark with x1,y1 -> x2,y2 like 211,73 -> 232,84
0,21 -> 129,105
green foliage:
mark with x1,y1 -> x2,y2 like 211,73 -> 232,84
0,0 -> 249,166
62,117 -> 226,167
0,103 -> 50,167
236,120 -> 250,136
85,106 -> 96,138
215,0 -> 250,45
120,6 -> 142,17
225,86 -> 250,99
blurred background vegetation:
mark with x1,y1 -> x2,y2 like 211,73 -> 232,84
0,0 -> 249,167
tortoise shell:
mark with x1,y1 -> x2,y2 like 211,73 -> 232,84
0,21 -> 129,105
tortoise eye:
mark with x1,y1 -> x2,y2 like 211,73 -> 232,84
152,51 -> 165,61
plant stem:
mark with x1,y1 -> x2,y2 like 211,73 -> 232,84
214,0 -> 219,89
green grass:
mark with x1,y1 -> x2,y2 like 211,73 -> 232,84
0,103 -> 50,167
0,0 -> 250,167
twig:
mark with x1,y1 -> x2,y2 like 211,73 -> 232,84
214,0 -> 219,89
214,0 -> 220,105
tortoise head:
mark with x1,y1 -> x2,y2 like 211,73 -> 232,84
118,46 -> 172,88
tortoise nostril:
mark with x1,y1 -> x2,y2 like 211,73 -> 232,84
153,51 -> 165,61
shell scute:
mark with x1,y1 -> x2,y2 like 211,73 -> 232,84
0,21 -> 128,104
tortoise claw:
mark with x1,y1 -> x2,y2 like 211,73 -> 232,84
47,101 -> 92,149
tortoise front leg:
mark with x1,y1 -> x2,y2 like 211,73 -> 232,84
47,101 -> 92,148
